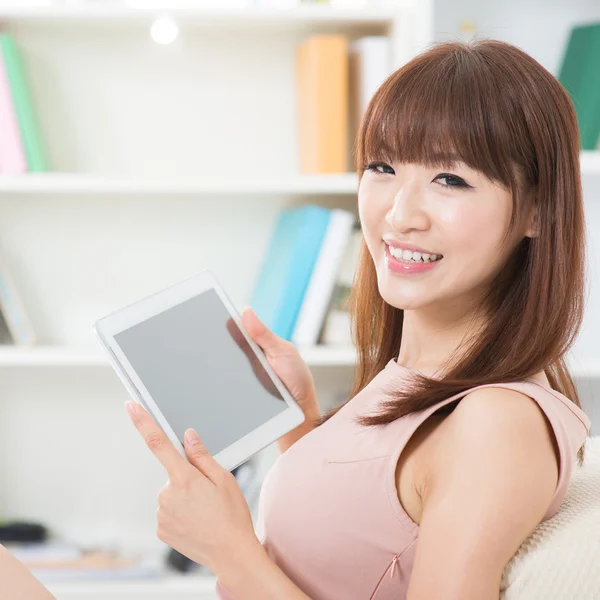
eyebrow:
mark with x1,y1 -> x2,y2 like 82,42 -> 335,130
428,153 -> 463,167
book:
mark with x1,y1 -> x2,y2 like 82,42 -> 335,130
557,22 -> 600,150
0,42 -> 27,174
0,308 -> 15,344
348,36 -> 391,169
321,225 -> 362,346
291,209 -> 355,347
0,257 -> 36,345
3,542 -> 81,563
250,205 -> 331,340
4,542 -> 163,583
296,34 -> 349,173
0,34 -> 47,172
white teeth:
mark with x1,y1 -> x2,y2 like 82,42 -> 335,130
388,245 -> 441,263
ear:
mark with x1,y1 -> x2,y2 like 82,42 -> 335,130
523,190 -> 539,239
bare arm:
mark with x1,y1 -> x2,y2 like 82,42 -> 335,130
406,387 -> 560,600
216,538 -> 313,600
0,544 -> 56,599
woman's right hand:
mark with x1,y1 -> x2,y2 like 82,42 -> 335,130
240,306 -> 320,454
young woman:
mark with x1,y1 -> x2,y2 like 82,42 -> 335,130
126,38 -> 591,599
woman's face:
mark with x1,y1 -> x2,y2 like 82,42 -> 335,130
358,159 -> 529,313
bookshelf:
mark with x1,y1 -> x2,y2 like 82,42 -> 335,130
0,172 -> 360,195
0,2 -> 599,599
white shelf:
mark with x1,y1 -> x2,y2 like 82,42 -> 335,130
45,571 -> 217,599
2,345 -> 600,376
0,344 -> 358,367
0,4 -> 404,27
0,173 -> 359,196
580,150 -> 600,174
0,151 -> 598,197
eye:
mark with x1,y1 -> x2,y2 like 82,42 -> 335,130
434,173 -> 472,189
365,161 -> 395,175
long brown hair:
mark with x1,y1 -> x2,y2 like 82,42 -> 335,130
316,39 -> 588,465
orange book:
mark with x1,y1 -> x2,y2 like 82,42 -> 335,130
296,35 -> 349,174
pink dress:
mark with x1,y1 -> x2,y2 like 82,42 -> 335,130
216,358 -> 591,599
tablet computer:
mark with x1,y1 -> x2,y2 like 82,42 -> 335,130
92,270 -> 305,472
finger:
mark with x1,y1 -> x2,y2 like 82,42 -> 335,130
184,428 -> 225,483
126,401 -> 186,479
241,307 -> 288,356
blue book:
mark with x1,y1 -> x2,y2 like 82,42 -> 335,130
251,205 -> 331,340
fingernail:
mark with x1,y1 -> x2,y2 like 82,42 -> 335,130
125,401 -> 136,415
184,429 -> 199,446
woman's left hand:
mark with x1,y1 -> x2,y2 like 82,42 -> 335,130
125,400 -> 260,575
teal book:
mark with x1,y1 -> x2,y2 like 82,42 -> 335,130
0,34 -> 48,172
251,205 -> 331,340
557,22 -> 600,150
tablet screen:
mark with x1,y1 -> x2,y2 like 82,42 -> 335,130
113,288 -> 288,456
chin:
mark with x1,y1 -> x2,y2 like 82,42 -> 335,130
377,285 -> 426,311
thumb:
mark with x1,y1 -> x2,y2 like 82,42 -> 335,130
242,306 -> 287,355
183,429 -> 222,480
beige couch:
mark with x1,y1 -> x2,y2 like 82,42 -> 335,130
500,436 -> 600,599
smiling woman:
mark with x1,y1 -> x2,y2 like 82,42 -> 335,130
215,38 -> 593,600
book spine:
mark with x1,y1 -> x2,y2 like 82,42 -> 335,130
558,24 -> 600,150
0,259 -> 36,346
0,35 -> 47,172
250,210 -> 295,333
321,227 -> 362,346
0,45 -> 27,174
296,35 -> 349,173
350,36 -> 391,132
274,206 -> 331,340
291,209 -> 355,347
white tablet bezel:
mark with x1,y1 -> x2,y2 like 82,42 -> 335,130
92,269 -> 305,472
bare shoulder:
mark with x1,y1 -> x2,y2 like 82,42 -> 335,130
413,384 -> 560,504
406,385 -> 563,595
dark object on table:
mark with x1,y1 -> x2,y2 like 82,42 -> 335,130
0,522 -> 48,543
166,547 -> 200,573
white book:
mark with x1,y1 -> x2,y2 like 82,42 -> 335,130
291,209 -> 355,347
0,257 -> 36,346
349,36 -> 392,155
320,227 -> 362,347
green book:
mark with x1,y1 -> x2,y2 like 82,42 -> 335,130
558,22 -> 600,151
0,34 -> 47,172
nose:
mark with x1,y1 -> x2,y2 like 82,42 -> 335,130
385,176 -> 429,232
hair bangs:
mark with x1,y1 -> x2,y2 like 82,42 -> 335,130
358,54 -> 524,196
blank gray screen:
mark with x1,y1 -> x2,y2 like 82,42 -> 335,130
114,289 -> 288,455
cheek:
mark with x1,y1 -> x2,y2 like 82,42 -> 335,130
445,205 -> 509,266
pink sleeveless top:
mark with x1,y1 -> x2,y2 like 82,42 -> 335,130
216,359 -> 591,600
